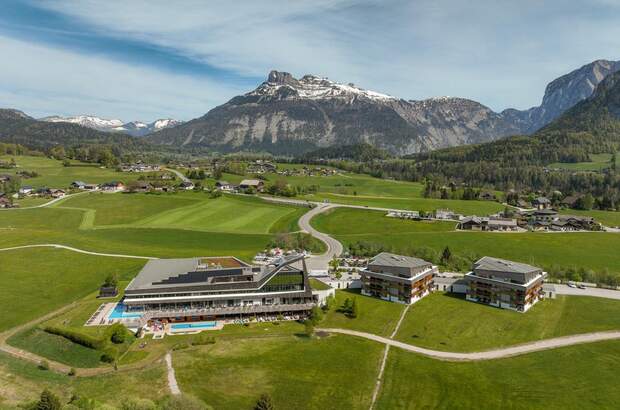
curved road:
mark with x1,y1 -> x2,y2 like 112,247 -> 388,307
318,327 -> 620,361
298,204 -> 344,272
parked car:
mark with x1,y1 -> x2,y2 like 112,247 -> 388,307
577,284 -> 587,289
567,282 -> 576,288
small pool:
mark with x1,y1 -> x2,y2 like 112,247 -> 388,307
171,321 -> 217,330
108,303 -> 144,320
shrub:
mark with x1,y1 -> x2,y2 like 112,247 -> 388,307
254,393 -> 275,410
35,389 -> 61,410
38,360 -> 49,371
158,394 -> 207,410
108,323 -> 128,344
120,398 -> 156,410
68,367 -> 76,376
172,342 -> 190,351
191,334 -> 216,346
43,326 -> 105,350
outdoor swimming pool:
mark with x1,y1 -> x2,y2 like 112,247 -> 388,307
171,321 -> 217,330
108,303 -> 144,320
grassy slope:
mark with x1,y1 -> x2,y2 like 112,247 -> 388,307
0,248 -> 144,332
0,155 -> 139,188
174,335 -> 382,410
312,208 -> 620,275
377,340 -> 620,410
322,289 -> 405,337
0,351 -> 167,408
395,293 -> 620,352
548,152 -> 619,171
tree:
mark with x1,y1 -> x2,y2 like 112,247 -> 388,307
103,273 -> 118,288
350,297 -> 359,318
441,246 -> 452,263
35,389 -> 62,410
254,393 -> 275,410
304,319 -> 315,337
109,323 -> 128,344
310,305 -> 323,325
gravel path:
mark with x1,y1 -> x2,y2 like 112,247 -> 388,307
165,352 -> 181,395
317,327 -> 620,361
0,243 -> 158,260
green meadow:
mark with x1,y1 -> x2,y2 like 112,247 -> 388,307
548,152 -> 619,171
395,293 -> 620,352
377,340 -> 620,410
0,248 -> 144,332
0,155 -> 139,188
173,335 -> 382,410
312,207 -> 620,275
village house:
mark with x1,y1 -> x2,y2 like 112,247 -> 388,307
360,252 -> 438,304
465,256 -> 547,312
561,194 -> 582,209
0,197 -> 13,208
179,181 -> 195,190
458,217 -> 518,232
100,181 -> 126,192
435,209 -> 462,220
533,197 -> 552,210
215,181 -> 236,192
71,181 -> 99,191
18,186 -> 33,195
239,179 -> 264,192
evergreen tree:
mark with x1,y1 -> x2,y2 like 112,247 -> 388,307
350,297 -> 359,318
441,246 -> 452,263
254,393 -> 275,410
35,389 -> 62,410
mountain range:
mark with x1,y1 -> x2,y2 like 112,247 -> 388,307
148,59 -> 620,155
40,115 -> 182,137
0,58 -> 618,156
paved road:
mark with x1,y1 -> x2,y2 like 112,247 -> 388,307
164,167 -> 191,183
297,204 -> 344,272
0,191 -> 88,211
317,327 -> 620,361
0,244 -> 158,260
555,284 -> 620,300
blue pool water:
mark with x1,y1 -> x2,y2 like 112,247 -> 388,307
171,321 -> 217,330
108,303 -> 144,319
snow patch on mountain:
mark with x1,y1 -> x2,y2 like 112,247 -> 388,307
40,115 -> 182,136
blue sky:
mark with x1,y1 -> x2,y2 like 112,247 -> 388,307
1,0 -> 619,122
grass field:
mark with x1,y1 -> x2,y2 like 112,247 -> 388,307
548,152 -> 619,171
312,208 -> 620,275
0,248 -> 144,332
322,289 -> 405,337
299,191 -> 504,215
395,293 -> 620,352
0,351 -> 168,408
174,334 -> 383,410
376,340 -> 620,409
0,155 -> 138,188
57,192 -> 306,234
559,208 -> 620,228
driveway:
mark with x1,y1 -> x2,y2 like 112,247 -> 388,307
555,284 -> 620,300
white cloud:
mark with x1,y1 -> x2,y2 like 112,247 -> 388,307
4,0 -> 620,118
0,35 -> 243,120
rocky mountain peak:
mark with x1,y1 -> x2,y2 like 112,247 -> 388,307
267,70 -> 297,86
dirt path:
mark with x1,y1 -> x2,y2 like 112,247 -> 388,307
0,244 -> 158,260
369,304 -> 410,410
165,352 -> 181,395
318,327 -> 620,361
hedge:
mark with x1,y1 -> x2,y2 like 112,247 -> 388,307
43,326 -> 106,350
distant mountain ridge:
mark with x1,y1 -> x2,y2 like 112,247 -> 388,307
41,115 -> 182,137
0,108 -> 142,150
149,59 -> 619,155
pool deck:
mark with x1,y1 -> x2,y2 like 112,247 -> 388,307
84,303 -> 116,327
